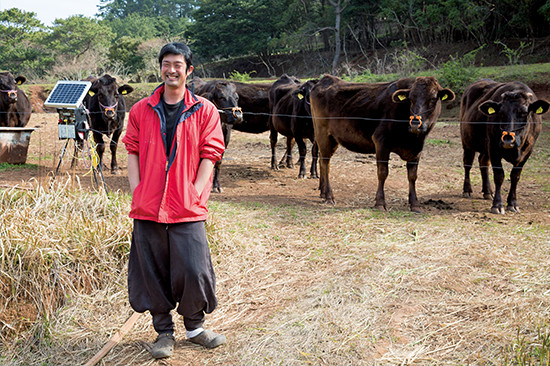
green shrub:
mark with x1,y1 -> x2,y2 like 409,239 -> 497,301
437,46 -> 483,94
229,70 -> 256,82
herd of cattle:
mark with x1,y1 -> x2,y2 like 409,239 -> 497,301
0,70 -> 548,214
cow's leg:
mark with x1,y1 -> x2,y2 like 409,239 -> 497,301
317,134 -> 338,204
110,128 -> 122,174
212,159 -> 222,193
278,137 -> 294,168
212,124 -> 232,193
296,136 -> 308,179
374,149 -> 390,211
507,161 -> 526,213
479,153 -> 493,199
269,124 -> 279,170
462,148 -> 475,197
490,159 -> 506,214
407,159 -> 421,213
93,131 -> 106,171
310,140 -> 319,179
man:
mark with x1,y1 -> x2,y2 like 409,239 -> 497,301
122,42 -> 226,359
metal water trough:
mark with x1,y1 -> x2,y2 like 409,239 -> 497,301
0,127 -> 37,164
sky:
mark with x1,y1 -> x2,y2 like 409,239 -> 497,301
0,0 -> 103,26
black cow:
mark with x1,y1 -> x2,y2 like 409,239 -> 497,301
84,74 -> 133,174
194,79 -> 243,192
269,76 -> 319,178
0,72 -> 31,127
311,75 -> 455,212
460,80 -> 549,214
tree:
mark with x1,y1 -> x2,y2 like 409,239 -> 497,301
0,8 -> 50,77
328,0 -> 349,73
189,0 -> 291,72
46,16 -> 115,79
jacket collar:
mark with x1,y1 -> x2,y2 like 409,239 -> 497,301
148,83 -> 200,111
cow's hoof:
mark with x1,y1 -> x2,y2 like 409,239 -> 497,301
298,174 -> 306,179
374,205 -> 387,212
507,206 -> 520,213
483,193 -> 493,200
462,192 -> 472,198
322,197 -> 335,205
491,207 -> 505,215
111,169 -> 120,175
212,187 -> 222,193
411,206 -> 423,213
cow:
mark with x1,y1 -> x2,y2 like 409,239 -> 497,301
269,76 -> 319,178
0,72 -> 31,128
460,80 -> 549,214
310,75 -> 455,212
194,79 -> 243,192
268,74 -> 301,170
84,74 -> 133,174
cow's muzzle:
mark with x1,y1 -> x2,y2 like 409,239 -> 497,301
501,131 -> 519,149
1,89 -> 17,103
409,115 -> 423,134
220,107 -> 243,124
100,101 -> 118,120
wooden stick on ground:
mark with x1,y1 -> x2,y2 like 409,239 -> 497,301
83,312 -> 141,366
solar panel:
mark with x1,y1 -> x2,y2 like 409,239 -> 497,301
44,81 -> 92,109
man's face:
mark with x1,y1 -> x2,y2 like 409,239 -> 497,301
161,53 -> 194,90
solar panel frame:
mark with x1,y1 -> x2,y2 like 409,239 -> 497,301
44,81 -> 92,109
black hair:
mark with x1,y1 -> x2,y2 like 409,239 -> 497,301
158,42 -> 193,71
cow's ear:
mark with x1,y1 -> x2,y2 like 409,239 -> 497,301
438,88 -> 455,102
119,84 -> 134,95
89,81 -> 99,95
15,76 -> 26,85
529,100 -> 550,115
479,101 -> 501,116
392,89 -> 410,103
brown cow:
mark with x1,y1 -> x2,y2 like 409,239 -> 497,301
269,76 -> 319,178
311,75 -> 455,212
194,79 -> 243,192
0,72 -> 31,127
460,80 -> 549,214
268,74 -> 301,170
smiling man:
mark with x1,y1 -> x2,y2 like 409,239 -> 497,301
122,42 -> 226,359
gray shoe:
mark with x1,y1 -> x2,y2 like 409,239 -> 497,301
149,332 -> 175,359
189,329 -> 226,349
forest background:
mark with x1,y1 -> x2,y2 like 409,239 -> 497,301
2,0 -> 550,88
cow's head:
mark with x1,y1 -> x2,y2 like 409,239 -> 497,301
292,79 -> 319,116
203,81 -> 242,125
478,91 -> 549,149
89,74 -> 133,121
392,76 -> 455,134
0,72 -> 25,105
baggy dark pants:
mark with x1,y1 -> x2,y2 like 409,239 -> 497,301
128,219 -> 217,334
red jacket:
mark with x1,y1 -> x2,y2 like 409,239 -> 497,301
122,84 -> 225,223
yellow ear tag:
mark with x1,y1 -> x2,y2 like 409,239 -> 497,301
536,106 -> 543,114
488,107 -> 496,114
398,94 -> 406,101
441,94 -> 448,101
89,91 -> 95,96
122,90 -> 127,95
17,81 -> 22,85
297,93 -> 304,100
